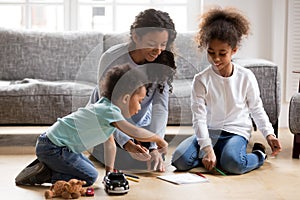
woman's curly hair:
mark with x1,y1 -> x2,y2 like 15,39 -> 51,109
196,7 -> 251,50
129,8 -> 177,93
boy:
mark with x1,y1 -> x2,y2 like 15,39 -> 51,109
15,64 -> 168,186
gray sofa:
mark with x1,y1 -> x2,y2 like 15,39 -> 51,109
0,28 -> 281,136
289,91 -> 300,158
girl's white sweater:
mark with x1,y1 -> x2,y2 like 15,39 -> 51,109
191,63 -> 275,149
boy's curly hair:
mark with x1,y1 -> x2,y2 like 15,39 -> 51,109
196,7 -> 251,50
100,64 -> 148,102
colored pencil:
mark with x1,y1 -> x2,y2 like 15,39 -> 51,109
213,167 -> 227,176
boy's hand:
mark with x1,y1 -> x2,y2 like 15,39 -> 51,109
156,137 -> 168,149
156,139 -> 168,155
124,140 -> 151,161
157,146 -> 168,155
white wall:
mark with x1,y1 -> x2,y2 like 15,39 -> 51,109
201,0 -> 289,128
272,0 -> 288,128
202,0 -> 273,59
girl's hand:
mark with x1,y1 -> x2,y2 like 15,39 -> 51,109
266,134 -> 282,156
202,146 -> 216,171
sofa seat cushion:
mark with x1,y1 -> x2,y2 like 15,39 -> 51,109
168,79 -> 193,125
0,78 -> 94,124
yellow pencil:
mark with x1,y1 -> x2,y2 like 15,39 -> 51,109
125,176 -> 140,182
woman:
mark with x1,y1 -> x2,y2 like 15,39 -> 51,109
89,8 -> 177,172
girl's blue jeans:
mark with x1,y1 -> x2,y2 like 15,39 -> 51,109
171,130 -> 265,174
35,133 -> 98,186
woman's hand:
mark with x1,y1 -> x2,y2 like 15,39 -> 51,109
124,140 -> 151,161
201,146 -> 217,171
266,134 -> 282,156
147,149 -> 165,172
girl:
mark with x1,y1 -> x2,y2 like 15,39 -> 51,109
89,8 -> 176,172
171,7 -> 281,175
15,64 -> 168,186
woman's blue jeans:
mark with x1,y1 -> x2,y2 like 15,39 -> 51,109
35,133 -> 98,186
171,130 -> 265,174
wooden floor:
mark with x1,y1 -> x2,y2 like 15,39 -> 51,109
0,127 -> 299,200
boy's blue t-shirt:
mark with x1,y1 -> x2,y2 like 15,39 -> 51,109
46,97 -> 125,153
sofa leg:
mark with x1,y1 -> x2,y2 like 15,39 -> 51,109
272,120 -> 278,138
292,135 -> 300,159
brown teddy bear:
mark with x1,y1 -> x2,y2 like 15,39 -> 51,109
44,179 -> 87,199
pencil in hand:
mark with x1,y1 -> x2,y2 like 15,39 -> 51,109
212,167 -> 226,176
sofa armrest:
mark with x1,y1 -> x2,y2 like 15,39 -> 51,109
289,93 -> 300,134
232,58 -> 280,136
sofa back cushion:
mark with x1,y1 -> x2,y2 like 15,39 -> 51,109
0,28 -> 103,83
174,32 -> 208,79
103,32 -> 130,52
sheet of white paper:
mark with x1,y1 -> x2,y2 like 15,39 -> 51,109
157,173 -> 208,185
